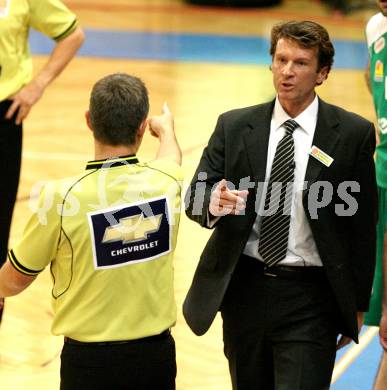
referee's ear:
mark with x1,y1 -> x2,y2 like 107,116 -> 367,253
85,111 -> 93,132
137,119 -> 148,141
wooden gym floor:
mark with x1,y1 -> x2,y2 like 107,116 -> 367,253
0,0 -> 382,389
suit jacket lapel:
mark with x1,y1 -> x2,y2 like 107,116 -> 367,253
243,100 -> 275,182
242,98 -> 340,197
303,98 -> 340,197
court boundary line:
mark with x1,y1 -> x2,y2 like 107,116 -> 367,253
332,326 -> 379,383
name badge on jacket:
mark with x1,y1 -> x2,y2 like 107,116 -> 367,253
309,145 -> 334,167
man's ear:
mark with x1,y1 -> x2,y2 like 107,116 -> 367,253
137,119 -> 148,139
316,66 -> 329,85
85,111 -> 93,131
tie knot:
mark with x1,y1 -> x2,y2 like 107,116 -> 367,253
283,119 -> 298,135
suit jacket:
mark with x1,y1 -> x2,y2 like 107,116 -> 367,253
183,98 -> 378,342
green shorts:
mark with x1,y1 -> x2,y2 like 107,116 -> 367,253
364,186 -> 387,326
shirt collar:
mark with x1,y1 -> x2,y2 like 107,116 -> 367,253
85,154 -> 139,170
272,95 -> 319,135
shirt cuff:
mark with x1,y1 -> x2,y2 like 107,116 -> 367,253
206,210 -> 221,228
8,250 -> 44,276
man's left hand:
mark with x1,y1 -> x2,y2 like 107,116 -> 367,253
5,80 -> 44,125
336,312 -> 364,350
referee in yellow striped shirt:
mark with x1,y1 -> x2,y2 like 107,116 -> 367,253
0,73 -> 183,390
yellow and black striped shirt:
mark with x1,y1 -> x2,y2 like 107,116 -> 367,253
0,0 -> 78,101
10,155 -> 183,342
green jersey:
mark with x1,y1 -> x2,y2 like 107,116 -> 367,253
367,12 -> 387,188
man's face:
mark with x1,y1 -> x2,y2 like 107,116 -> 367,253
271,38 -> 328,112
377,0 -> 387,16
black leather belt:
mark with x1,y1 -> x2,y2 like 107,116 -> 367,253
64,329 -> 171,346
240,254 -> 325,281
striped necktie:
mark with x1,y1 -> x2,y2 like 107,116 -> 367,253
258,119 -> 299,268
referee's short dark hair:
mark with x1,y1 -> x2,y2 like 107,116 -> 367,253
89,73 -> 149,146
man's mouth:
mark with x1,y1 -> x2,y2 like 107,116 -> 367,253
281,82 -> 294,90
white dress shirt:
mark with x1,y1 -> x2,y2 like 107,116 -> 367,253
243,95 -> 322,266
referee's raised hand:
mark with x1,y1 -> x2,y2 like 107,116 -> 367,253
148,102 -> 174,139
149,102 -> 181,165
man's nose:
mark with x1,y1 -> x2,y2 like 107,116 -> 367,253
282,62 -> 294,75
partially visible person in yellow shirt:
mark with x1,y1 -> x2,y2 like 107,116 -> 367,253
0,0 -> 84,322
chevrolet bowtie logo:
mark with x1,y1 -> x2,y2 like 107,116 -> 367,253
102,213 -> 163,244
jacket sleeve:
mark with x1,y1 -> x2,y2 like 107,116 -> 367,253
350,123 -> 378,311
184,114 -> 226,228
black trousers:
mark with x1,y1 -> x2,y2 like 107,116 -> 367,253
0,100 -> 22,266
60,332 -> 176,390
221,256 -> 341,390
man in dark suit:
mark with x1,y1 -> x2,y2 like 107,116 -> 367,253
184,20 -> 378,389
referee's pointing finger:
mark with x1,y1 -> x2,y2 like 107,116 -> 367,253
163,102 -> 171,115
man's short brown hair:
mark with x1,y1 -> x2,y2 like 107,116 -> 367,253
270,20 -> 335,73
89,73 -> 149,146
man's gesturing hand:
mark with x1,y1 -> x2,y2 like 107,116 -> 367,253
209,179 -> 248,217
148,102 -> 174,138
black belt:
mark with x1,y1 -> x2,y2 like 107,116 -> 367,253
64,329 -> 171,346
239,254 -> 325,281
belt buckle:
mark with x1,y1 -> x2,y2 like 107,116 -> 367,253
263,266 -> 277,278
